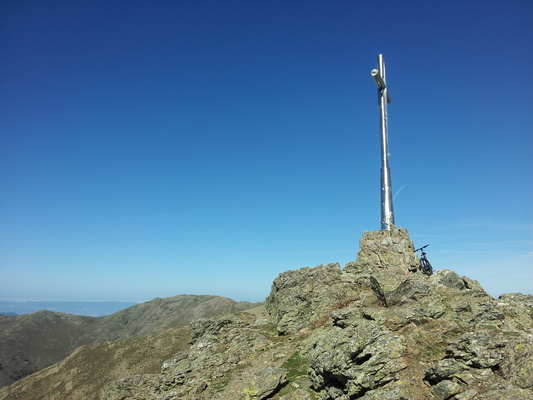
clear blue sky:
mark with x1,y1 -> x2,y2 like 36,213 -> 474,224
1,0 -> 532,303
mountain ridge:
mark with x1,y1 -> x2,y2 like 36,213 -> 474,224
0,294 -> 260,388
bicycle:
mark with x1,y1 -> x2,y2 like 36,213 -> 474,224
415,244 -> 433,276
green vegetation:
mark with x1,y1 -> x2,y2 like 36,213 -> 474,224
282,351 -> 309,382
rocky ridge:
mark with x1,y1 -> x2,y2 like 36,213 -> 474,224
2,226 -> 532,400
0,295 -> 258,388
97,227 -> 533,400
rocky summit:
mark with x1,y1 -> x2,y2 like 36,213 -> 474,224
1,226 -> 532,400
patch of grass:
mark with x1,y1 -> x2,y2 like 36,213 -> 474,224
282,351 -> 309,382
424,340 -> 448,358
259,323 -> 278,337
502,330 -> 521,338
237,312 -> 256,324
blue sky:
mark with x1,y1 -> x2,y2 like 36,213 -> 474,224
1,0 -> 531,303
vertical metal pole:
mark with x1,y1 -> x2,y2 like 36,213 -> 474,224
371,54 -> 394,230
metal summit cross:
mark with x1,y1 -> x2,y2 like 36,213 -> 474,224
371,54 -> 394,231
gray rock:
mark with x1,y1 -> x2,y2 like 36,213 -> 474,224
500,333 -> 533,389
189,317 -> 245,343
278,388 -> 314,400
424,330 -> 533,400
266,263 -> 359,334
432,269 -> 469,290
425,358 -> 470,383
495,293 -> 533,332
305,320 -> 406,398
432,379 -> 463,400
358,382 -> 409,400
346,225 -> 419,274
242,366 -> 288,399
445,331 -> 507,368
387,276 -> 446,319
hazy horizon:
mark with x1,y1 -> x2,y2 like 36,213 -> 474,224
0,299 -> 139,317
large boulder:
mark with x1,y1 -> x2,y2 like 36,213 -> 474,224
242,366 -> 288,400
494,293 -> 533,332
265,263 -> 359,335
425,330 -> 533,399
346,225 -> 419,274
305,320 -> 406,399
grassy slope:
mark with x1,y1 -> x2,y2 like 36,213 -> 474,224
0,326 -> 191,400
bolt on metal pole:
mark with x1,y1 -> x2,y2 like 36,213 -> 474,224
371,54 -> 394,230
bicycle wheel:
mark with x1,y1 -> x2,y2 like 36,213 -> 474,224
420,257 -> 433,276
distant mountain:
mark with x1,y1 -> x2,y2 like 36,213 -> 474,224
0,294 -> 260,388
0,310 -> 95,387
0,300 -> 137,317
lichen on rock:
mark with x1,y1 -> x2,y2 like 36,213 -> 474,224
265,262 -> 360,335
305,320 -> 407,399
346,225 -> 419,274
